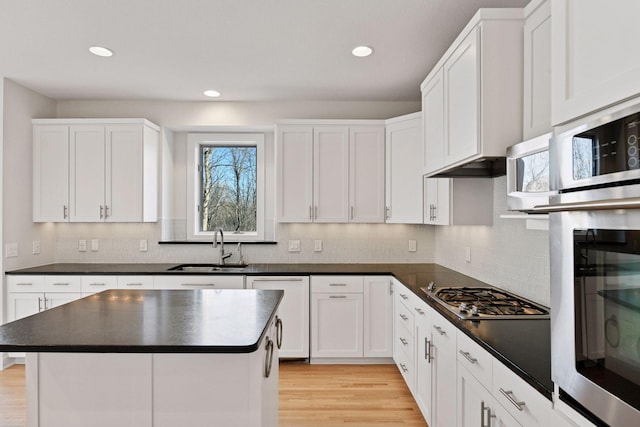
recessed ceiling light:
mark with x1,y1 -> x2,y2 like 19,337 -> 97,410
352,46 -> 373,57
89,46 -> 113,57
203,90 -> 221,98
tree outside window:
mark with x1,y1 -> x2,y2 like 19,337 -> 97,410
200,146 -> 257,233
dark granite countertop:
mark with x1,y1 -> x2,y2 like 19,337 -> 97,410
0,289 -> 283,354
4,262 -> 552,399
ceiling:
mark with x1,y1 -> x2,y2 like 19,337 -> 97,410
0,0 -> 529,102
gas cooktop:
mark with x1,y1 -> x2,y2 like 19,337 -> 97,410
420,283 -> 550,320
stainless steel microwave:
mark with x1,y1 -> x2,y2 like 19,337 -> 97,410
506,132 -> 555,212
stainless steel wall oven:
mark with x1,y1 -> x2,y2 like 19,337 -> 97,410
543,98 -> 640,426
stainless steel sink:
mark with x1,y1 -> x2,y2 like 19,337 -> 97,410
167,264 -> 248,272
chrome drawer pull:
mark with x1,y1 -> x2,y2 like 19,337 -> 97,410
52,283 -> 69,286
399,293 -> 408,300
399,363 -> 408,373
399,314 -> 408,321
425,338 -> 432,363
433,325 -> 446,336
89,283 -> 106,286
16,282 -> 33,286
459,350 -> 477,364
181,283 -> 216,287
499,388 -> 525,411
329,283 -> 347,286
329,295 -> 347,299
399,337 -> 408,346
124,283 -> 143,286
414,307 -> 425,315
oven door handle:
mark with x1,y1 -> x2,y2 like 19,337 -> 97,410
532,197 -> 640,213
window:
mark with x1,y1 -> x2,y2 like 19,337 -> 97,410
187,133 -> 265,241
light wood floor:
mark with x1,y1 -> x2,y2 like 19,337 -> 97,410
0,362 -> 428,427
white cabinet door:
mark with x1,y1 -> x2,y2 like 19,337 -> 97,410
349,126 -> 385,223
249,276 -> 310,359
105,125 -> 143,222
313,126 -> 349,223
46,292 -> 83,309
523,0 -> 551,139
431,309 -> 457,427
444,26 -> 480,166
33,125 -> 70,222
424,178 -> 451,226
424,177 -> 493,226
415,302 -> 433,425
69,125 -> 106,222
276,126 -> 314,223
7,292 -> 42,321
552,0 -> 640,125
363,276 -> 393,358
458,365 -> 520,427
385,113 -> 423,224
311,293 -> 363,358
422,68 -> 445,176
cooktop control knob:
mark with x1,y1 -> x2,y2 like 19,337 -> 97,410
471,305 -> 479,316
427,281 -> 436,292
459,302 -> 468,313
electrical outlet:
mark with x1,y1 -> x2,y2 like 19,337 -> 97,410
5,243 -> 18,258
314,240 -> 323,252
32,241 -> 41,255
139,239 -> 148,252
465,246 -> 471,263
288,240 -> 301,252
91,239 -> 99,252
78,239 -> 87,252
408,239 -> 417,252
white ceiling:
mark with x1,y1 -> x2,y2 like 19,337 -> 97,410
0,0 -> 529,102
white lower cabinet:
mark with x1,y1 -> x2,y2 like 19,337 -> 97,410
248,276 -> 310,359
153,275 -> 244,290
310,275 -> 392,361
429,305 -> 458,427
458,364 -> 520,427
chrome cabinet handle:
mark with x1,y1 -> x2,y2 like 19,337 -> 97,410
63,205 -> 68,219
309,206 -> 312,220
124,282 -> 143,286
399,363 -> 408,373
399,314 -> 408,321
38,297 -> 43,312
414,307 -> 425,315
499,388 -> 526,411
16,282 -> 33,286
459,350 -> 477,364
264,337 -> 274,378
480,401 -> 495,427
425,338 -> 432,363
89,283 -> 106,286
99,205 -> 104,219
399,293 -> 408,300
385,206 -> 390,220
329,283 -> 347,286
104,205 -> 109,219
52,283 -> 69,286
329,295 -> 347,299
399,337 -> 408,346
433,325 -> 446,336
275,316 -> 283,350
43,297 -> 49,310
181,283 -> 216,287
433,204 -> 437,220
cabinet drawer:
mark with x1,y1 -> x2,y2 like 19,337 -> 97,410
7,275 -> 45,293
456,330 -> 493,389
81,275 -> 118,293
154,275 -> 245,290
311,276 -> 363,293
118,276 -> 154,290
395,298 -> 415,334
44,275 -> 81,293
492,359 -> 553,427
394,321 -> 415,364
395,287 -> 414,307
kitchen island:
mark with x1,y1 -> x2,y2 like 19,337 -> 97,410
0,288 -> 283,427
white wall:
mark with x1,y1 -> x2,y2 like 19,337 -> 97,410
2,79 -> 57,272
434,176 -> 550,306
52,98 -> 435,264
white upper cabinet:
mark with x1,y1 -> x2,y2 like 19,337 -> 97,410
350,126 -> 385,223
276,126 -> 314,223
552,0 -> 640,125
33,125 -> 70,222
276,121 -> 385,224
314,126 -> 350,223
385,113 -> 423,224
423,177 -> 493,226
523,0 -> 551,139
421,9 -> 523,177
33,119 -> 159,223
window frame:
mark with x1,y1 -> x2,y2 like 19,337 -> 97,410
186,133 -> 265,242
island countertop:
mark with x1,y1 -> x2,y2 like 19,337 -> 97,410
0,289 -> 283,353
